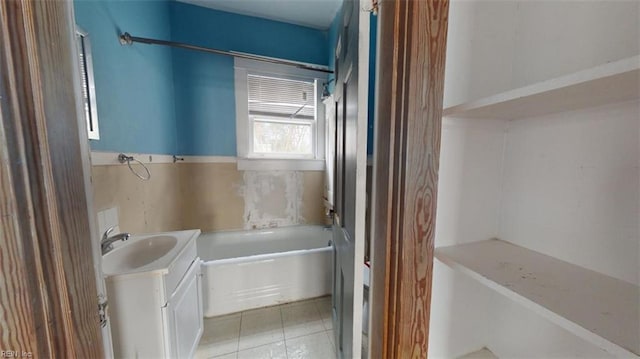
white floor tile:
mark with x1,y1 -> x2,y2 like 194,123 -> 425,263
326,330 -> 335,350
314,296 -> 333,330
285,331 -> 336,359
237,341 -> 287,359
195,349 -> 238,359
239,307 -> 284,350
198,299 -> 340,359
458,348 -> 498,359
281,301 -> 325,339
213,353 -> 238,359
198,314 -> 241,357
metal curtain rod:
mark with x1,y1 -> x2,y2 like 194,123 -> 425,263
118,32 -> 332,74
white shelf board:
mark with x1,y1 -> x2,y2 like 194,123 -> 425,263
444,55 -> 640,119
435,239 -> 640,357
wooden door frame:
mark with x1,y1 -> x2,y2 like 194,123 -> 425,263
0,0 -> 104,357
369,0 -> 449,357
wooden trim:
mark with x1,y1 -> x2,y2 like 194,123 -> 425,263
1,4 -> 53,357
369,0 -> 449,357
0,1 -> 103,357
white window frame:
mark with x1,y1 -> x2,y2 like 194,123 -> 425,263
235,58 -> 328,171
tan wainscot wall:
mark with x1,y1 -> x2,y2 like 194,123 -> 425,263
92,161 -> 327,234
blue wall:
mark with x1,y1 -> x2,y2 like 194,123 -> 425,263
171,2 -> 329,156
74,0 -> 178,155
327,6 -> 343,94
75,1 -> 335,156
171,48 -> 237,156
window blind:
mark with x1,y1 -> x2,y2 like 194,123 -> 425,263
248,74 -> 316,120
77,37 -> 93,131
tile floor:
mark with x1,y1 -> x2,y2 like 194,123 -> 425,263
458,348 -> 498,359
196,296 -> 335,359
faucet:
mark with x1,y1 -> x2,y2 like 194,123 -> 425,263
101,226 -> 130,255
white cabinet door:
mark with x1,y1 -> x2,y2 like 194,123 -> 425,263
163,260 -> 203,358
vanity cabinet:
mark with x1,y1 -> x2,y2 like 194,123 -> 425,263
106,232 -> 203,359
163,261 -> 203,358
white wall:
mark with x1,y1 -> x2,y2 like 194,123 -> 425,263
429,263 -> 494,358
444,0 -> 640,108
511,0 -> 640,90
443,0 -> 518,108
435,118 -> 507,247
432,0 -> 640,356
486,292 -> 613,359
487,100 -> 639,358
429,117 -> 507,358
500,101 -> 640,286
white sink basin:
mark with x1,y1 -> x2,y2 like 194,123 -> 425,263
104,235 -> 177,272
102,230 -> 200,277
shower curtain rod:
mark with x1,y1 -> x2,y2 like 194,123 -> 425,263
118,32 -> 333,74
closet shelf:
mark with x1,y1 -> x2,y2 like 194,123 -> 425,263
443,55 -> 640,119
435,239 -> 640,357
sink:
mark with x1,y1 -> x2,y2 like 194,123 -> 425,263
102,230 -> 200,277
103,235 -> 178,273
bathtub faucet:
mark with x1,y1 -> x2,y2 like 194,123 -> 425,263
101,226 -> 130,255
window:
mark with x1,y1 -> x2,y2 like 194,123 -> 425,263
235,58 -> 327,170
248,74 -> 317,158
75,26 -> 100,140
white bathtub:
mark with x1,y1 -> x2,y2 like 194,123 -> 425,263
198,225 -> 333,317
